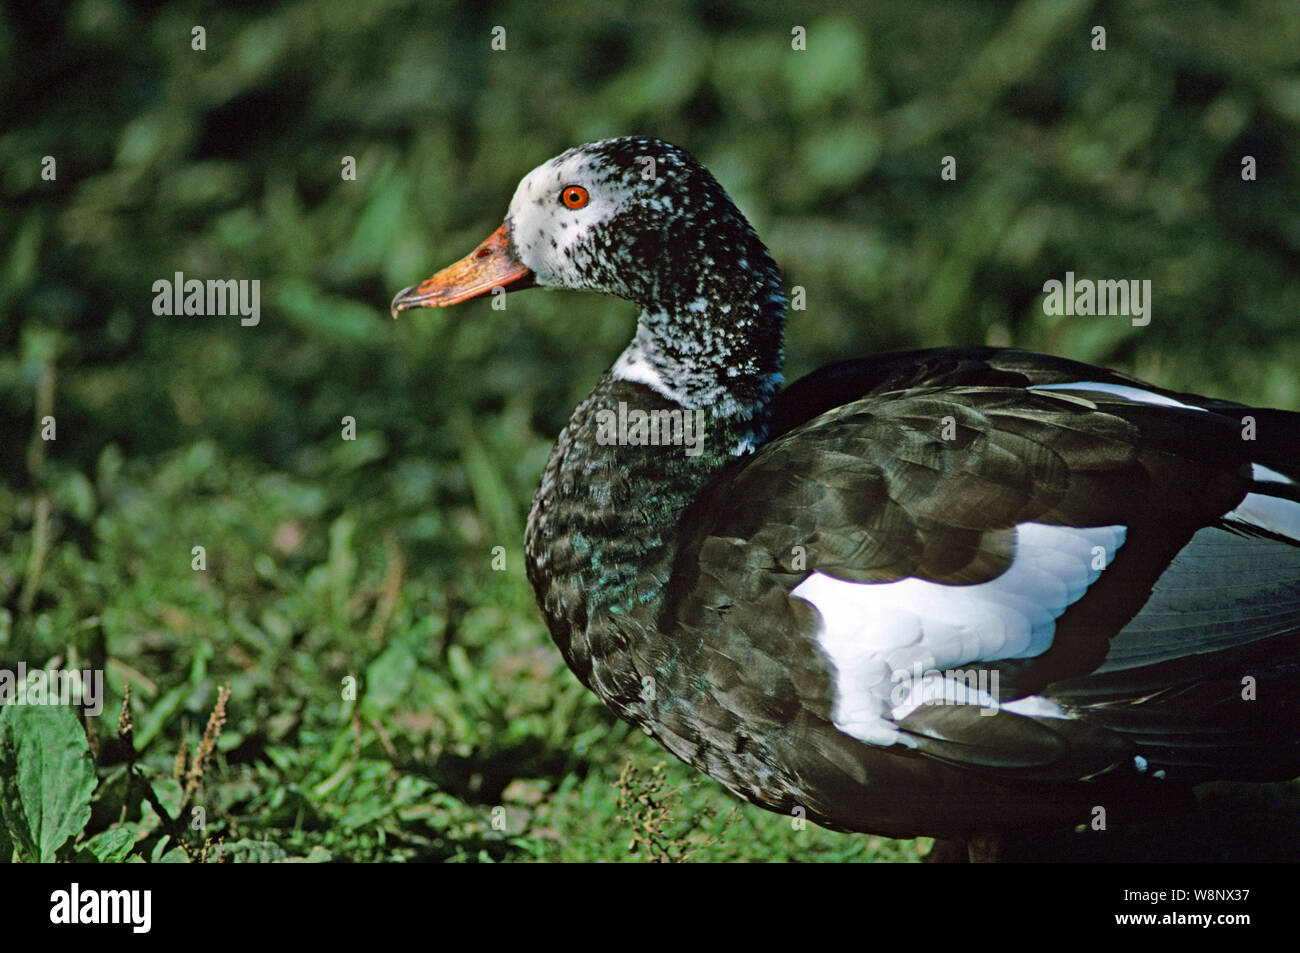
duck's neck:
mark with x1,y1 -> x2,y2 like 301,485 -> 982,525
612,259 -> 787,422
524,281 -> 786,695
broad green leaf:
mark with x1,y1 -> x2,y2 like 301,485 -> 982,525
0,704 -> 97,862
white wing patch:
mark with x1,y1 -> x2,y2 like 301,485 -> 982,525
793,522 -> 1126,747
1226,492 -> 1300,543
1031,381 -> 1206,411
1252,464 -> 1296,487
1000,694 -> 1070,719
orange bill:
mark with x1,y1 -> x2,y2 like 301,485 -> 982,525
390,222 -> 535,316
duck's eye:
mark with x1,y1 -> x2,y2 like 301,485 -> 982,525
561,185 -> 589,209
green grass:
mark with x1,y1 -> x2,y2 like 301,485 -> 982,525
2,430 -> 927,862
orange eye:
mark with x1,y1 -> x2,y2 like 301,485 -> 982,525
561,185 -> 589,209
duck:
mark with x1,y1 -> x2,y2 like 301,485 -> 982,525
391,137 -> 1300,846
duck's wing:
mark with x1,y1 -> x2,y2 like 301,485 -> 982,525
768,346 -> 1262,437
660,356 -> 1300,823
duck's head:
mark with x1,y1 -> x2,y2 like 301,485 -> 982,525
391,137 -> 784,318
393,138 -> 787,413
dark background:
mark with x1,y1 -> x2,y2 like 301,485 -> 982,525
2,0 -> 1297,861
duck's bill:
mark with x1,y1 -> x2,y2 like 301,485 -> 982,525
390,222 -> 535,315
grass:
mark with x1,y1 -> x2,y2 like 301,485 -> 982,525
2,423 -> 928,862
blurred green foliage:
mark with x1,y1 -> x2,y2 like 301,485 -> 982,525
0,0 -> 1297,861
